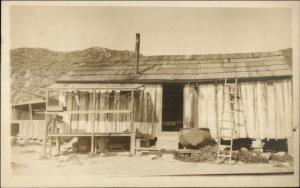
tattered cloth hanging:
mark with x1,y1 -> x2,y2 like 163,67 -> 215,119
59,91 -> 66,107
74,91 -> 80,107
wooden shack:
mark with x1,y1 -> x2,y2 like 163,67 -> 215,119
45,35 -> 293,154
11,100 -> 46,141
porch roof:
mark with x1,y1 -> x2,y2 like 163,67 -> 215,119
47,83 -> 144,91
11,99 -> 46,107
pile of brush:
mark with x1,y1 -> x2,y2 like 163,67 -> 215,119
232,148 -> 269,163
174,145 -> 218,162
174,146 -> 292,163
269,152 -> 293,163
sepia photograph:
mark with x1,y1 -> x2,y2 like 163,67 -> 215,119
1,1 -> 299,187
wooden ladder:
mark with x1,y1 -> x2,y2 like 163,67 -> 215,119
217,78 -> 238,164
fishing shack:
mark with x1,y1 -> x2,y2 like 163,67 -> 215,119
45,34 -> 294,155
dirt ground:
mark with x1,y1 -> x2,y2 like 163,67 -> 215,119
11,144 -> 294,176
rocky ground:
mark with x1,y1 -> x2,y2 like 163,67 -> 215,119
10,143 -> 294,176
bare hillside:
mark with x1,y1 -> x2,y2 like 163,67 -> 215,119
10,47 -> 134,103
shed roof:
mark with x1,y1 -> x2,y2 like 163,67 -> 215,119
11,100 -> 46,107
48,83 -> 144,90
57,48 -> 292,83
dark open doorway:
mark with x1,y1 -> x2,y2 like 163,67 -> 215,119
162,84 -> 184,132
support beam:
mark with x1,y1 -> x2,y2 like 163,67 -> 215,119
49,136 -> 52,159
130,132 -> 136,155
29,103 -> 33,120
43,90 -> 49,156
91,90 -> 96,153
130,91 -> 134,133
130,91 -> 135,155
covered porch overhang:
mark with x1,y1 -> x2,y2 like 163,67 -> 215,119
44,83 -> 145,156
47,83 -> 144,91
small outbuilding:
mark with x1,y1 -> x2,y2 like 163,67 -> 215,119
11,100 -> 46,141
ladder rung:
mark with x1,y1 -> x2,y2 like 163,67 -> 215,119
225,83 -> 238,86
224,91 -> 237,95
219,144 -> 232,147
220,136 -> 233,139
224,100 -> 236,104
218,154 -> 231,158
221,119 -> 234,123
220,128 -> 234,131
223,110 -> 236,113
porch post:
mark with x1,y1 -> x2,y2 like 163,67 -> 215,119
29,103 -> 33,120
43,90 -> 49,156
91,90 -> 96,153
130,90 -> 135,155
56,137 -> 61,155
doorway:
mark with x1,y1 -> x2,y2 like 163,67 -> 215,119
162,84 -> 184,132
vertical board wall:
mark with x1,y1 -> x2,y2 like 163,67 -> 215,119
183,79 -> 293,139
56,85 -> 162,137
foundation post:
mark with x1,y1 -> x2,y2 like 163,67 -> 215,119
43,90 -> 49,156
56,137 -> 61,155
130,132 -> 136,155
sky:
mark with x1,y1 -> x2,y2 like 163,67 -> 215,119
10,6 -> 292,55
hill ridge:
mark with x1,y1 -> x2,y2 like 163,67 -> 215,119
10,47 -> 135,103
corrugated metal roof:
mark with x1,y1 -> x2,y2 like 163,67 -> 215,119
56,48 -> 292,83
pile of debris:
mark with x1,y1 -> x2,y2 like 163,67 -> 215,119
269,152 -> 293,163
173,145 -> 293,164
232,148 -> 269,163
174,145 -> 218,162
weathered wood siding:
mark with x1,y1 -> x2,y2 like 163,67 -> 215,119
184,79 -> 293,139
59,85 -> 162,137
18,120 -> 46,140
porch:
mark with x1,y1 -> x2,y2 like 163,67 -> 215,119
44,83 -> 162,155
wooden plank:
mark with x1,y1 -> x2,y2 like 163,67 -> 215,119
177,149 -> 203,154
183,85 -> 190,128
265,82 -> 275,138
75,63 -> 289,75
115,92 -> 120,132
130,91 -> 134,133
48,133 -> 131,137
104,91 -> 109,132
79,55 -> 285,68
156,85 -> 163,136
151,86 -> 156,137
130,91 -> 135,155
66,110 -> 131,114
43,90 -> 49,155
130,132 -> 136,155
91,91 -> 96,153
56,137 -> 60,155
144,89 -> 149,134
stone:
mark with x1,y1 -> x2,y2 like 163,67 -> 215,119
161,154 -> 175,162
275,151 -> 286,157
240,147 -> 249,153
57,155 -> 69,162
261,152 -> 271,160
